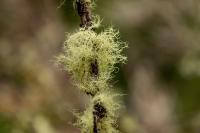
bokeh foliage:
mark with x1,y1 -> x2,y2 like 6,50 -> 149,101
0,0 -> 200,133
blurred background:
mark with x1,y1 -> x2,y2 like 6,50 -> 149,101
0,0 -> 200,133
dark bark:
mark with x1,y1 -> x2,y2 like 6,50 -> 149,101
76,0 -> 92,28
93,103 -> 107,133
91,59 -> 99,77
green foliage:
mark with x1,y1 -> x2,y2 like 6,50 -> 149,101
0,115 -> 14,133
180,49 -> 200,76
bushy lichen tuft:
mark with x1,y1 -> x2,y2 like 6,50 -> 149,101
92,91 -> 122,117
75,91 -> 122,133
56,1 -> 127,132
75,106 -> 94,133
57,28 -> 127,94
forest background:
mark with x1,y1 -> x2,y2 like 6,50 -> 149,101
0,0 -> 200,133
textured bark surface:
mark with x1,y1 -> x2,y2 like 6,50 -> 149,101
76,0 -> 92,28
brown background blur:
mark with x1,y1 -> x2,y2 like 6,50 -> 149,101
0,0 -> 200,133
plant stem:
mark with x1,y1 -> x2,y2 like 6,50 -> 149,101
93,103 -> 107,133
75,1 -> 103,133
76,0 -> 92,28
93,115 -> 98,133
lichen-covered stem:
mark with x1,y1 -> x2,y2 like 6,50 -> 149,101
93,115 -> 98,133
76,1 -> 102,132
56,26 -> 126,132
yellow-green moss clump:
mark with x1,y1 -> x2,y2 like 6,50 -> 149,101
57,28 -> 127,94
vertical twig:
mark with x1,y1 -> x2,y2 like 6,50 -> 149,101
93,115 -> 98,133
76,0 -> 92,28
75,1 -> 104,133
93,103 -> 107,133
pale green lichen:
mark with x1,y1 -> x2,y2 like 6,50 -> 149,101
92,91 -> 122,117
75,107 -> 94,133
75,91 -> 122,133
90,15 -> 102,29
57,28 -> 127,94
56,1 -> 127,132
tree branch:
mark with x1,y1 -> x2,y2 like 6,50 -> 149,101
76,1 -> 102,133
